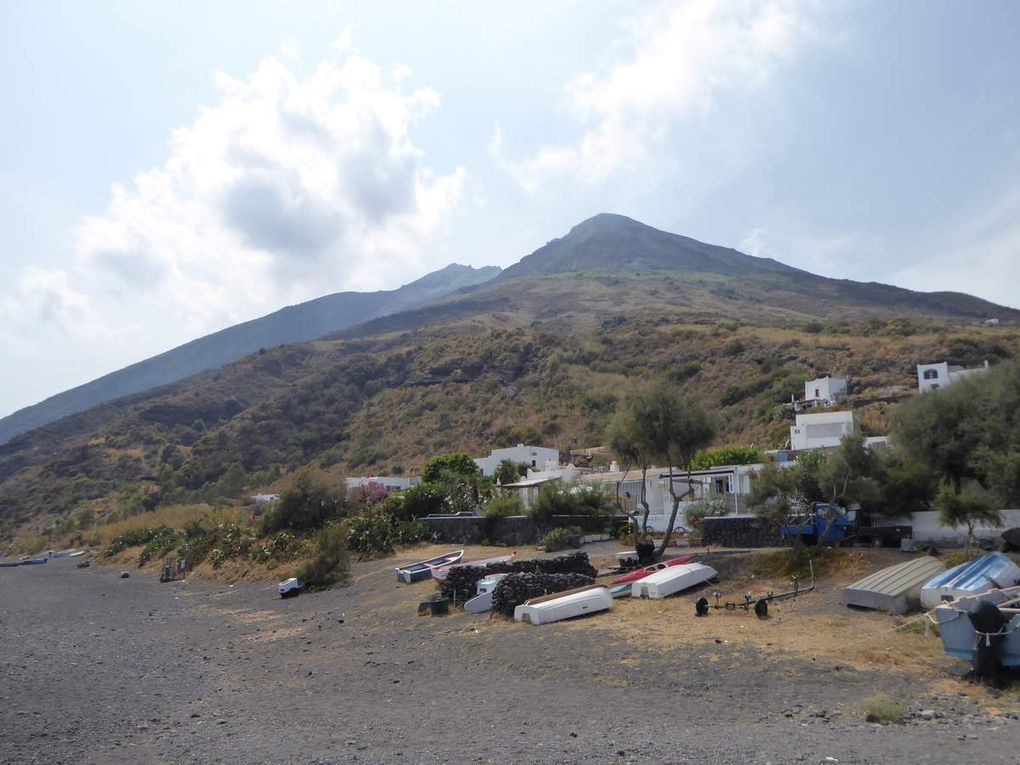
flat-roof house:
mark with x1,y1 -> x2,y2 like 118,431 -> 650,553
475,444 -> 560,477
916,361 -> 989,393
790,410 -> 857,451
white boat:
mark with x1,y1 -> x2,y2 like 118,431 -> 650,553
514,585 -> 612,625
920,553 -> 1020,610
932,585 -> 1020,673
464,573 -> 511,613
430,552 -> 516,583
631,562 -> 717,600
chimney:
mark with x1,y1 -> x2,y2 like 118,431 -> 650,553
610,460 -> 619,472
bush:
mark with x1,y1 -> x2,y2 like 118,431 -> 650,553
483,494 -> 523,519
861,694 -> 905,724
105,526 -> 171,558
297,524 -> 351,589
684,498 -> 728,533
541,526 -> 582,552
138,526 -> 184,565
529,483 -> 613,520
398,484 -> 446,520
262,470 -> 349,534
346,512 -> 428,556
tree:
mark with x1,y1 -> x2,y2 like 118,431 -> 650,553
936,482 -> 1001,550
263,470 -> 349,533
494,459 -> 528,485
421,453 -> 479,483
691,446 -> 764,470
609,382 -> 715,557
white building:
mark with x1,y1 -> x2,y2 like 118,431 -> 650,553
802,376 -> 847,407
345,475 -> 420,492
790,410 -> 858,451
916,361 -> 990,393
474,444 -> 560,477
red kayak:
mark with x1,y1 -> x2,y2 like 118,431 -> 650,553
611,554 -> 698,585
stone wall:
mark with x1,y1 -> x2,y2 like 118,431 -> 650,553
702,515 -> 783,548
422,515 -> 612,546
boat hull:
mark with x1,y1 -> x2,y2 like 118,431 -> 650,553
610,554 -> 698,586
933,586 -> 1020,669
514,585 -> 612,625
431,553 -> 516,583
395,550 -> 464,583
921,553 -> 1020,610
632,563 -> 716,599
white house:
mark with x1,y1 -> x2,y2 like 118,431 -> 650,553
916,360 -> 990,393
790,410 -> 858,451
474,444 -> 560,477
799,376 -> 847,408
345,475 -> 420,492
500,465 -> 582,509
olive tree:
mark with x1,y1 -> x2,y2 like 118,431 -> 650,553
609,381 -> 715,557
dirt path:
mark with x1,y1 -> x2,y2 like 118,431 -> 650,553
2,550 -> 1019,764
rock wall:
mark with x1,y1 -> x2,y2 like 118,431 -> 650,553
702,516 -> 783,548
422,515 -> 611,546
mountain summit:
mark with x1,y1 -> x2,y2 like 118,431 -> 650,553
500,213 -> 799,279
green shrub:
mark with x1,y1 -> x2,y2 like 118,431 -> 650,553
692,446 -> 764,470
397,484 -> 446,520
541,526 -> 582,552
297,524 -> 351,589
138,526 -> 184,565
347,512 -> 428,556
683,498 -> 728,533
262,470 -> 349,534
529,483 -> 613,520
861,694 -> 905,724
105,526 -> 171,557
483,494 -> 523,519
250,531 -> 301,566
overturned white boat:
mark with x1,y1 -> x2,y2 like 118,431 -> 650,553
931,585 -> 1020,674
513,585 -> 612,625
632,562 -> 717,600
464,573 -> 511,614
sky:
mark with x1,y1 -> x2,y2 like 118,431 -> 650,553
2,0 -> 1019,417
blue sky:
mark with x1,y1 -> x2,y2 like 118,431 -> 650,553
2,0 -> 1019,417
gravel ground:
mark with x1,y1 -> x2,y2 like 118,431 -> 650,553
2,552 -> 1019,764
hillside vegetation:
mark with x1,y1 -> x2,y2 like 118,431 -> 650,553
1,214 -> 1017,544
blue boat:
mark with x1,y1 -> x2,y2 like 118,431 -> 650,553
932,585 -> 1020,673
18,557 -> 48,566
921,552 -> 1020,609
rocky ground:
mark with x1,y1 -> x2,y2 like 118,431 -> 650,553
2,547 -> 1019,764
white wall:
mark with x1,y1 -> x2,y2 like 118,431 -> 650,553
804,376 -> 847,404
475,444 -> 560,477
346,476 -> 420,492
908,509 -> 1020,545
790,410 -> 857,450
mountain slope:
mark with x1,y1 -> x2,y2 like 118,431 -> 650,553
0,264 -> 499,445
2,213 -> 1019,537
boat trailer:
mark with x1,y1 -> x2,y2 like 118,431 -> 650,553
695,561 -> 815,619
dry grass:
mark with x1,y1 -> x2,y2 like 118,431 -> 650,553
861,693 -> 906,724
93,504 -> 247,546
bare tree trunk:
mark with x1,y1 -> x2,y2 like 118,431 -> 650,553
656,467 -> 694,558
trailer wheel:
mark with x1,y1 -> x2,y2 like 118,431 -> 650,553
695,597 -> 710,617
754,599 -> 769,619
871,538 -> 883,548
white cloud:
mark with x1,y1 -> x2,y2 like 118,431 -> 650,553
493,0 -> 819,192
0,43 -> 464,413
893,190 -> 1020,309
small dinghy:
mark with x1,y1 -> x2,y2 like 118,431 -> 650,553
632,562 -> 717,599
431,552 -> 517,583
395,550 -> 464,584
932,585 -> 1020,674
920,552 -> 1020,610
0,560 -> 20,568
68,551 -> 86,558
514,585 -> 612,625
18,557 -> 48,566
610,554 -> 698,588
464,573 -> 511,613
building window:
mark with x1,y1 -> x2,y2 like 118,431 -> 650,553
923,370 -> 938,380
814,388 -> 821,398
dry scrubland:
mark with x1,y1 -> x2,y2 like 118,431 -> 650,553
4,544 -> 1020,764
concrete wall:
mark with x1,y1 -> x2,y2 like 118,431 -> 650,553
907,509 -> 1020,545
422,514 -> 614,546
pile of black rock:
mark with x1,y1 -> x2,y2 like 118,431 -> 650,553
440,551 -> 598,604
490,572 -> 596,618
